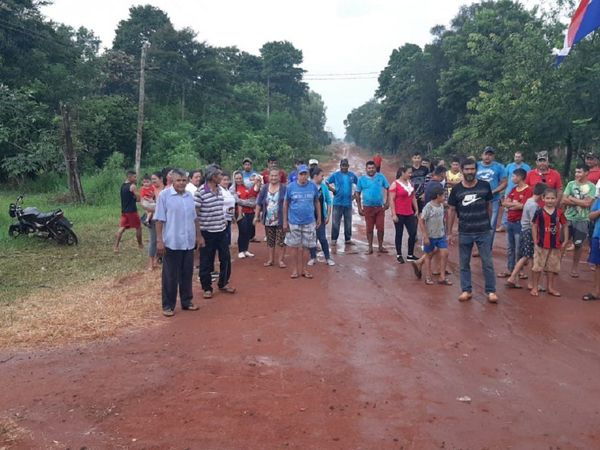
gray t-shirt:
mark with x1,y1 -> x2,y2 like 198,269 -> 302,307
520,197 -> 539,231
421,201 -> 445,238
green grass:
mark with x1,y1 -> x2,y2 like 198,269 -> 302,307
0,191 -> 146,303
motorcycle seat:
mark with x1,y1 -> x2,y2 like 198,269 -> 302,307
36,212 -> 56,221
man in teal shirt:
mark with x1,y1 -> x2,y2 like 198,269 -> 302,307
356,160 -> 390,255
327,158 -> 358,248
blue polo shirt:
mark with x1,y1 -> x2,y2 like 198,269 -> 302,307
154,187 -> 197,250
327,170 -> 358,207
477,161 -> 506,200
356,173 -> 390,207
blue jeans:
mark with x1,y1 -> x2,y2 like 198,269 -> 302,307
148,221 -> 157,257
489,199 -> 501,248
459,232 -> 496,294
331,205 -> 352,242
506,221 -> 522,271
310,222 -> 331,260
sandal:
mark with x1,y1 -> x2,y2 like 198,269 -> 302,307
505,281 -> 523,289
302,271 -> 313,279
425,277 -> 434,285
570,272 -> 580,278
548,290 -> 562,297
432,270 -> 453,276
518,273 -> 528,280
219,286 -> 236,294
438,278 -> 453,286
497,272 -> 511,278
582,293 -> 600,301
290,272 -> 299,279
263,261 -> 273,267
411,261 -> 422,280
278,261 -> 287,268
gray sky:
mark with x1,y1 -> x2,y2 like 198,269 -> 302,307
43,0 -> 508,137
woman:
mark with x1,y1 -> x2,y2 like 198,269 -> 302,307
389,166 -> 419,263
220,172 -> 236,244
308,167 -> 335,266
255,168 -> 287,268
232,170 -> 260,258
146,171 -> 165,270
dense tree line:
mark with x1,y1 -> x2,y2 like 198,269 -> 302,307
0,1 -> 330,183
345,0 -> 600,167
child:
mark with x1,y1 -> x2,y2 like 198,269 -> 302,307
530,188 -> 569,297
584,189 -> 600,301
505,182 -> 546,289
140,174 -> 156,225
499,168 -> 532,278
411,185 -> 452,285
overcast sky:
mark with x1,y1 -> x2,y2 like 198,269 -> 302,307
42,0 -> 540,138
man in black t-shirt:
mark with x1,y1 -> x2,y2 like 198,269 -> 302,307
114,170 -> 143,253
447,158 -> 497,303
410,152 -> 429,212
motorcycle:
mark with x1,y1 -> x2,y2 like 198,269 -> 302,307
8,195 -> 79,245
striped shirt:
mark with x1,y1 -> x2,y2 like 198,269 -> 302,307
195,183 -> 226,233
532,207 -> 567,249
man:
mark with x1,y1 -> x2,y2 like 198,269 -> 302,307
327,158 -> 358,248
261,156 -> 287,184
373,152 -> 383,173
195,164 -> 236,299
424,166 -> 447,204
283,164 -> 321,279
114,170 -> 143,253
447,158 -> 498,303
476,146 -> 507,247
525,151 -> 563,201
155,169 -> 199,316
410,152 -> 429,212
562,164 -> 596,278
186,169 -> 203,194
585,152 -> 600,184
288,159 -> 304,183
499,151 -> 531,232
356,160 -> 390,254
241,157 -> 259,189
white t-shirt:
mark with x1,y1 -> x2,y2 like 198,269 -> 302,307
185,183 -> 198,194
220,186 -> 236,222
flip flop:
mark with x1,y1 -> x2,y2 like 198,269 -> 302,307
570,272 -> 580,278
263,261 -> 274,267
438,278 -> 453,286
425,277 -> 434,285
278,261 -> 287,268
290,272 -> 299,279
497,272 -> 511,278
530,290 -> 539,297
302,271 -> 313,279
518,273 -> 528,280
548,290 -> 562,297
411,261 -> 422,280
505,281 -> 523,289
582,293 -> 600,301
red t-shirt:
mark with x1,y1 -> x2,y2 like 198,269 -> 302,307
373,155 -> 383,168
532,207 -> 567,249
262,169 -> 287,185
525,168 -> 563,191
236,184 -> 258,214
140,185 -> 155,200
507,185 -> 533,223
588,167 -> 600,184
393,181 -> 415,216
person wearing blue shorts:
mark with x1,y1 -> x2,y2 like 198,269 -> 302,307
583,192 -> 600,301
411,185 -> 452,286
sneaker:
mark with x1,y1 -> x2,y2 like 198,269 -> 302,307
406,255 -> 418,261
182,303 -> 199,311
396,255 -> 405,264
245,251 -> 255,257
326,259 -> 336,266
238,252 -> 246,259
162,309 -> 174,317
307,258 -> 316,266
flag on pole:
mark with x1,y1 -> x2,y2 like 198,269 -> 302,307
554,0 -> 600,65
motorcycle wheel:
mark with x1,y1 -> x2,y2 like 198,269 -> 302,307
53,223 -> 79,245
8,224 -> 21,238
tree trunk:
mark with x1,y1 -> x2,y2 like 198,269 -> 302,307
60,102 -> 85,203
563,133 -> 574,180
135,42 -> 149,179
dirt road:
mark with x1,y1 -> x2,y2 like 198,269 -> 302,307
2,147 -> 600,449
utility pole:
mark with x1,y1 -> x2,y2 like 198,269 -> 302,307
266,76 -> 270,119
60,102 -> 85,203
181,82 -> 185,121
135,41 -> 149,179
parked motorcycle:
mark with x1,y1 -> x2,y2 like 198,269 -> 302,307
8,195 -> 78,245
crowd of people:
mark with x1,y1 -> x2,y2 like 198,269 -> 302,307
114,148 -> 600,315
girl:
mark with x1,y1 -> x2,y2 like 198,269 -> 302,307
308,167 -> 335,266
232,171 -> 260,258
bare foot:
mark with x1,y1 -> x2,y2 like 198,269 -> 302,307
378,247 -> 389,254
530,288 -> 539,297
263,260 -> 273,267
365,247 -> 373,255
548,289 -> 561,297
278,261 -> 287,268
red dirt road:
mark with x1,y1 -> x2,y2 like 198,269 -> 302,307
2,147 -> 600,449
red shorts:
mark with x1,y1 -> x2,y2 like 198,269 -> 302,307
120,212 -> 141,229
363,206 -> 385,232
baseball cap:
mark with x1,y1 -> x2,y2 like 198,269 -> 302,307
536,151 -> 549,161
309,158 -> 319,165
483,146 -> 496,154
242,157 -> 252,164
585,152 -> 597,159
340,158 -> 349,166
298,164 -> 309,174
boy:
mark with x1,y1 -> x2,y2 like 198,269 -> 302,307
411,185 -> 451,285
531,188 -> 569,297
505,182 -> 546,289
498,168 -> 532,278
583,189 -> 600,301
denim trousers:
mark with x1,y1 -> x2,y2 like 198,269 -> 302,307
148,221 -> 157,258
506,221 -> 522,271
489,199 -> 501,248
331,205 -> 353,242
459,232 -> 496,294
310,222 -> 331,260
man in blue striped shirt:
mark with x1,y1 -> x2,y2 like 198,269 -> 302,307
155,169 -> 199,316
195,165 -> 236,299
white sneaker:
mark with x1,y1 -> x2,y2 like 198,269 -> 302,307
238,252 -> 246,259
244,251 -> 255,257
326,259 -> 336,266
307,258 -> 316,266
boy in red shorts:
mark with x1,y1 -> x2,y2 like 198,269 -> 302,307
114,170 -> 143,253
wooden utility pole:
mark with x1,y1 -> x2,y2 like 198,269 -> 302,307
135,42 -> 149,179
266,76 -> 271,119
60,102 -> 85,203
